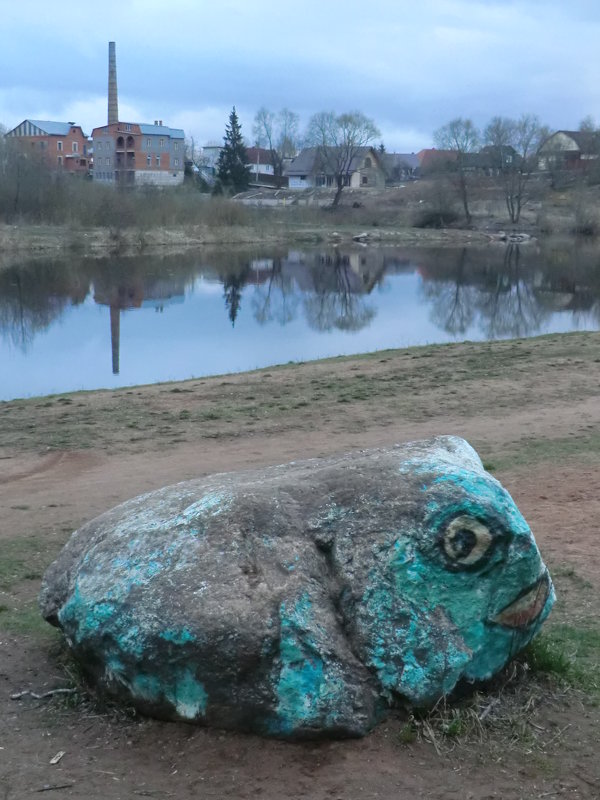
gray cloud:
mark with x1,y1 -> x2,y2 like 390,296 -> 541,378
1,0 -> 599,150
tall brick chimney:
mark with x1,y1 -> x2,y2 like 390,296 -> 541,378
108,41 -> 118,125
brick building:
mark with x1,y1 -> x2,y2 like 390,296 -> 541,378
91,120 -> 185,186
5,119 -> 90,174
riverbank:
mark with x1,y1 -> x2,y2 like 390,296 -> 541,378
0,219 -> 493,267
1,332 -> 599,798
2,174 -> 599,267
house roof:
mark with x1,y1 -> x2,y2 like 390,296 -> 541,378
380,153 -> 420,171
285,146 -> 381,176
7,119 -> 83,137
139,124 -> 184,139
540,130 -> 600,153
246,146 -> 272,165
416,149 -> 458,171
285,147 -> 320,175
91,122 -> 185,139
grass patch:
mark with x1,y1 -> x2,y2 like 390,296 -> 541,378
524,626 -> 600,693
485,432 -> 600,472
0,600 -> 59,639
0,537 -> 56,591
391,624 -> 600,755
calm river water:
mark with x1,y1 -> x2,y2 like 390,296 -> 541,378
1,241 -> 599,400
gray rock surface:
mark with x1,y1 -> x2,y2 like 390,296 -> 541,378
40,436 -> 554,738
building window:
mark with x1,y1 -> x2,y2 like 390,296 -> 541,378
361,176 -> 368,185
97,142 -> 102,151
57,141 -> 63,152
174,158 -> 179,166
146,138 -> 151,148
147,155 -> 151,166
159,138 -> 164,148
364,157 -> 372,168
57,155 -> 63,165
72,142 -> 78,153
106,157 -> 110,166
174,142 -> 179,151
125,123 -> 131,131
156,155 -> 160,166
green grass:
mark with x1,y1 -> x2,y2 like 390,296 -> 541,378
0,537 -> 54,591
524,626 -> 600,693
0,600 -> 60,639
489,433 -> 600,472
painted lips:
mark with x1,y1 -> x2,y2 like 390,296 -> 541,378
492,573 -> 551,629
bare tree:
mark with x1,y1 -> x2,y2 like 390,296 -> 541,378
305,111 -> 380,207
433,118 -> 479,224
484,114 -> 549,224
253,108 -> 299,188
579,115 -> 598,133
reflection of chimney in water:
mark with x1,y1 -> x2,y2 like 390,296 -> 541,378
110,306 -> 120,374
108,41 -> 119,125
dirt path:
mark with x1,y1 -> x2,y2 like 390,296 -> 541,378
1,333 -> 600,799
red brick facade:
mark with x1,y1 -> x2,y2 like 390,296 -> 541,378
6,121 -> 90,174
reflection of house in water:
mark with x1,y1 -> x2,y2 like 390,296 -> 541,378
93,276 -> 185,374
249,249 -> 387,294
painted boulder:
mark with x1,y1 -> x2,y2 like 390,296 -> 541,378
40,436 -> 555,739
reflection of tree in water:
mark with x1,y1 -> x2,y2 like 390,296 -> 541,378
0,261 -> 89,350
477,245 -> 546,338
421,249 -> 477,335
251,260 -> 299,325
421,245 -> 550,339
303,254 -> 375,332
222,264 -> 251,326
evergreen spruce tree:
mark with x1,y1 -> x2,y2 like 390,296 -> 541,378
215,107 -> 251,195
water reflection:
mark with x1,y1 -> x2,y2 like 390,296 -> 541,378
1,241 -> 599,399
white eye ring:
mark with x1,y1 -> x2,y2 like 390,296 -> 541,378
443,516 -> 493,566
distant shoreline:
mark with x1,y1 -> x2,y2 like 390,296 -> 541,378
0,222 -> 495,267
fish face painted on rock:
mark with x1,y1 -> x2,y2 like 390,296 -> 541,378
40,436 -> 555,738
355,438 -> 555,705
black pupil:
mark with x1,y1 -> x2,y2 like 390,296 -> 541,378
450,528 -> 476,559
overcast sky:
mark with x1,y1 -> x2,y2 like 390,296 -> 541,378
1,0 -> 599,152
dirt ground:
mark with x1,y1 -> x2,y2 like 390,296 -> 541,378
1,332 -> 600,799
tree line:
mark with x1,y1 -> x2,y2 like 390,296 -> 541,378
211,107 -> 600,219
212,106 -> 380,206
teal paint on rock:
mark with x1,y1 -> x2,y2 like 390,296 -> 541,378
41,436 -> 555,739
159,627 -> 196,645
164,668 -> 208,720
272,592 -> 348,735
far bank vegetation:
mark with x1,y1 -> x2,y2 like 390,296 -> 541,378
1,110 -> 600,248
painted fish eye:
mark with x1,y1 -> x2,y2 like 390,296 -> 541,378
443,516 -> 493,567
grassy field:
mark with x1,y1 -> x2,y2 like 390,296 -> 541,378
1,331 -> 600,797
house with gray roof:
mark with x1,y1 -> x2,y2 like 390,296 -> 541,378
91,120 -> 185,186
284,146 -> 386,190
5,119 -> 91,174
538,130 -> 600,171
